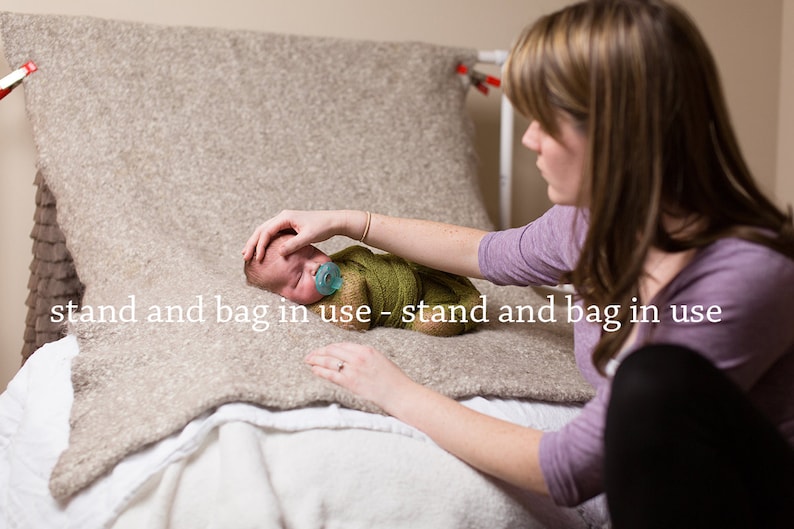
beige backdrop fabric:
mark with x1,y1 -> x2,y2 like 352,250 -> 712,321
1,12 -> 592,501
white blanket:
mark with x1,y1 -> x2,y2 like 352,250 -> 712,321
0,337 -> 609,529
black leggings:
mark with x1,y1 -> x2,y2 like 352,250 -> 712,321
604,344 -> 794,529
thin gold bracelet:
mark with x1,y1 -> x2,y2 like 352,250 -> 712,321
359,211 -> 372,242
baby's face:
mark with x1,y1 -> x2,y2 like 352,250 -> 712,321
267,244 -> 331,304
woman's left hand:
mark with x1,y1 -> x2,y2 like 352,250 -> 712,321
304,342 -> 416,413
306,341 -> 549,494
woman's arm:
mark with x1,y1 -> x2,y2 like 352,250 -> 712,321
361,213 -> 486,278
304,341 -> 550,495
242,209 -> 487,279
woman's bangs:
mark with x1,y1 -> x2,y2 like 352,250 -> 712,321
504,19 -> 567,138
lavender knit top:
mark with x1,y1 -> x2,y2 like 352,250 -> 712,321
478,205 -> 794,506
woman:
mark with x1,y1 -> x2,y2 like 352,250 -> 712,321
242,0 -> 794,526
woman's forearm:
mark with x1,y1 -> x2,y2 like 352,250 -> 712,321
348,211 -> 487,279
243,209 -> 487,279
305,342 -> 549,495
386,380 -> 549,495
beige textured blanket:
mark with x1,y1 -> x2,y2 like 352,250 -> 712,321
1,12 -> 593,501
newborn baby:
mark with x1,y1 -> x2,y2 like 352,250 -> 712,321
244,231 -> 481,336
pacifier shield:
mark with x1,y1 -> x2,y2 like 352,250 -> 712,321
315,262 -> 343,295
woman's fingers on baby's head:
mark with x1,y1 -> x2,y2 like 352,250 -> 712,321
243,210 -> 311,260
279,239 -> 296,256
242,244 -> 255,261
256,235 -> 274,261
279,233 -> 308,256
242,225 -> 266,260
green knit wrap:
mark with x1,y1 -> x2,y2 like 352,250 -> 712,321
308,245 -> 481,336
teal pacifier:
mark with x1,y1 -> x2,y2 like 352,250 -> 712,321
315,262 -> 343,296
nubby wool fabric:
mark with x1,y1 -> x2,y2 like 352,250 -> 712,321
1,12 -> 591,501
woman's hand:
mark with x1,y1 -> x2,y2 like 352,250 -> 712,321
241,210 -> 367,262
304,340 -> 549,494
304,342 -> 417,414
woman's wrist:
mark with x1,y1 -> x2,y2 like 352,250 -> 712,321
359,211 -> 372,242
344,210 -> 373,242
377,377 -> 428,421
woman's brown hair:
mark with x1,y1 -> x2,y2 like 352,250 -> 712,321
504,0 -> 794,372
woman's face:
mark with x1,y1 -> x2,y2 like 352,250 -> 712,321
522,113 -> 587,206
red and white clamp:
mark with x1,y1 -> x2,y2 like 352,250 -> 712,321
457,64 -> 501,95
0,61 -> 37,101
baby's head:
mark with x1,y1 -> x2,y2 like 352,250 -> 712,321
244,231 -> 331,304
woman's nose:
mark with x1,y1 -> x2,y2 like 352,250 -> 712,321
522,120 -> 541,152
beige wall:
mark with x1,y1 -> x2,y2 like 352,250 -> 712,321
0,0 -> 789,388
779,0 -> 794,207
